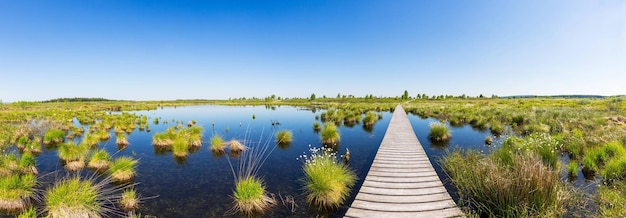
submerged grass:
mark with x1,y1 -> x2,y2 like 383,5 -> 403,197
301,146 -> 356,209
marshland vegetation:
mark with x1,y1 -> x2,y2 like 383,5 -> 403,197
0,96 -> 625,216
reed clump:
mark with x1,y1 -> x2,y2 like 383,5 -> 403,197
116,133 -> 129,146
211,135 -> 226,152
441,149 -> 561,217
428,122 -> 451,142
43,129 -> 65,145
275,130 -> 293,145
320,123 -> 340,145
88,149 -> 111,171
172,137 -> 189,158
44,177 -> 101,217
109,157 -> 138,182
362,111 -> 377,126
58,142 -> 89,171
119,189 -> 139,211
301,146 -> 356,209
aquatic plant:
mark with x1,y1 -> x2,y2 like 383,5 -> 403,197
58,142 -> 89,171
44,177 -> 101,217
275,130 -> 293,145
441,150 -> 561,217
428,122 -> 451,142
211,135 -> 226,152
119,189 -> 139,211
312,122 -> 322,132
23,139 -> 41,155
116,133 -> 129,146
320,123 -> 340,145
186,126 -> 203,147
88,150 -> 111,171
485,136 -> 493,145
300,146 -> 356,209
567,161 -> 578,177
0,174 -> 36,212
109,157 -> 138,182
17,207 -> 36,218
172,137 -> 189,158
43,129 -> 65,145
81,133 -> 100,148
362,111 -> 377,126
152,132 -> 173,147
229,140 -> 245,154
227,132 -> 277,216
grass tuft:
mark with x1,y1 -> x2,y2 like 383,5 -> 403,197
211,135 -> 226,152
276,130 -> 293,145
428,122 -> 451,142
109,157 -> 138,182
320,123 -> 340,145
301,146 -> 356,209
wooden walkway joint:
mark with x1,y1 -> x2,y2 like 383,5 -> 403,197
345,105 -> 463,218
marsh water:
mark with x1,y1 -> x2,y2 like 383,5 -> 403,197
21,105 -> 595,217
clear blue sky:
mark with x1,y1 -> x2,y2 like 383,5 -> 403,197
1,0 -> 625,102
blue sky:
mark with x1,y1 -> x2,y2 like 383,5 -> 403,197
1,0 -> 625,101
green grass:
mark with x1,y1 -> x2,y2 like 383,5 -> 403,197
17,207 -> 36,218
211,135 -> 225,151
484,136 -> 493,145
0,174 -> 36,211
44,177 -> 101,218
58,142 -> 89,162
152,132 -> 173,147
567,161 -> 579,177
120,189 -> 139,211
116,133 -> 129,146
320,123 -> 340,145
312,122 -> 322,132
109,157 -> 138,182
302,147 -> 356,209
428,122 -> 451,142
233,176 -> 274,216
88,150 -> 111,171
43,129 -> 65,145
172,137 -> 189,158
598,183 -> 626,217
441,150 -> 561,217
276,130 -> 293,145
362,111 -> 377,126
602,156 -> 626,183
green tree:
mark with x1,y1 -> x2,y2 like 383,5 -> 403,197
310,93 -> 316,100
402,90 -> 409,100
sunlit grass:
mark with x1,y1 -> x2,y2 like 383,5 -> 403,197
301,146 -> 356,209
109,157 -> 138,182
276,130 -> 293,145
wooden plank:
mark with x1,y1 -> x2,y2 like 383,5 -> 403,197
345,105 -> 462,217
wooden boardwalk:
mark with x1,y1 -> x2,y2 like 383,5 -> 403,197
344,105 -> 463,218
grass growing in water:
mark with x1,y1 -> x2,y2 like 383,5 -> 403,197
441,149 -> 562,217
44,177 -> 103,217
0,174 -> 36,212
320,123 -> 340,145
58,142 -> 89,171
116,133 -> 129,146
428,122 -> 451,142
275,130 -> 293,145
300,146 -> 356,209
172,137 -> 189,158
211,135 -> 226,152
119,189 -> 139,211
88,149 -> 111,171
109,157 -> 138,182
43,129 -> 65,145
227,132 -> 277,216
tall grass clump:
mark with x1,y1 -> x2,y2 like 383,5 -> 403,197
109,157 -> 138,182
44,177 -> 101,217
116,133 -> 129,146
43,129 -> 65,145
186,126 -> 203,147
441,149 -> 561,217
229,140 -> 245,154
362,111 -> 377,126
58,142 -> 89,171
227,132 -> 277,216
152,132 -> 173,147
172,137 -> 189,158
320,123 -> 340,145
119,189 -> 139,211
211,135 -> 226,152
0,174 -> 36,212
300,146 -> 356,209
275,130 -> 293,145
312,122 -> 322,132
88,150 -> 111,171
428,122 -> 451,142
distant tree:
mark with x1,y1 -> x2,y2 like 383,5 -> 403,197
310,93 -> 316,100
337,93 -> 341,98
322,95 -> 327,99
402,90 -> 409,100
479,94 -> 484,98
